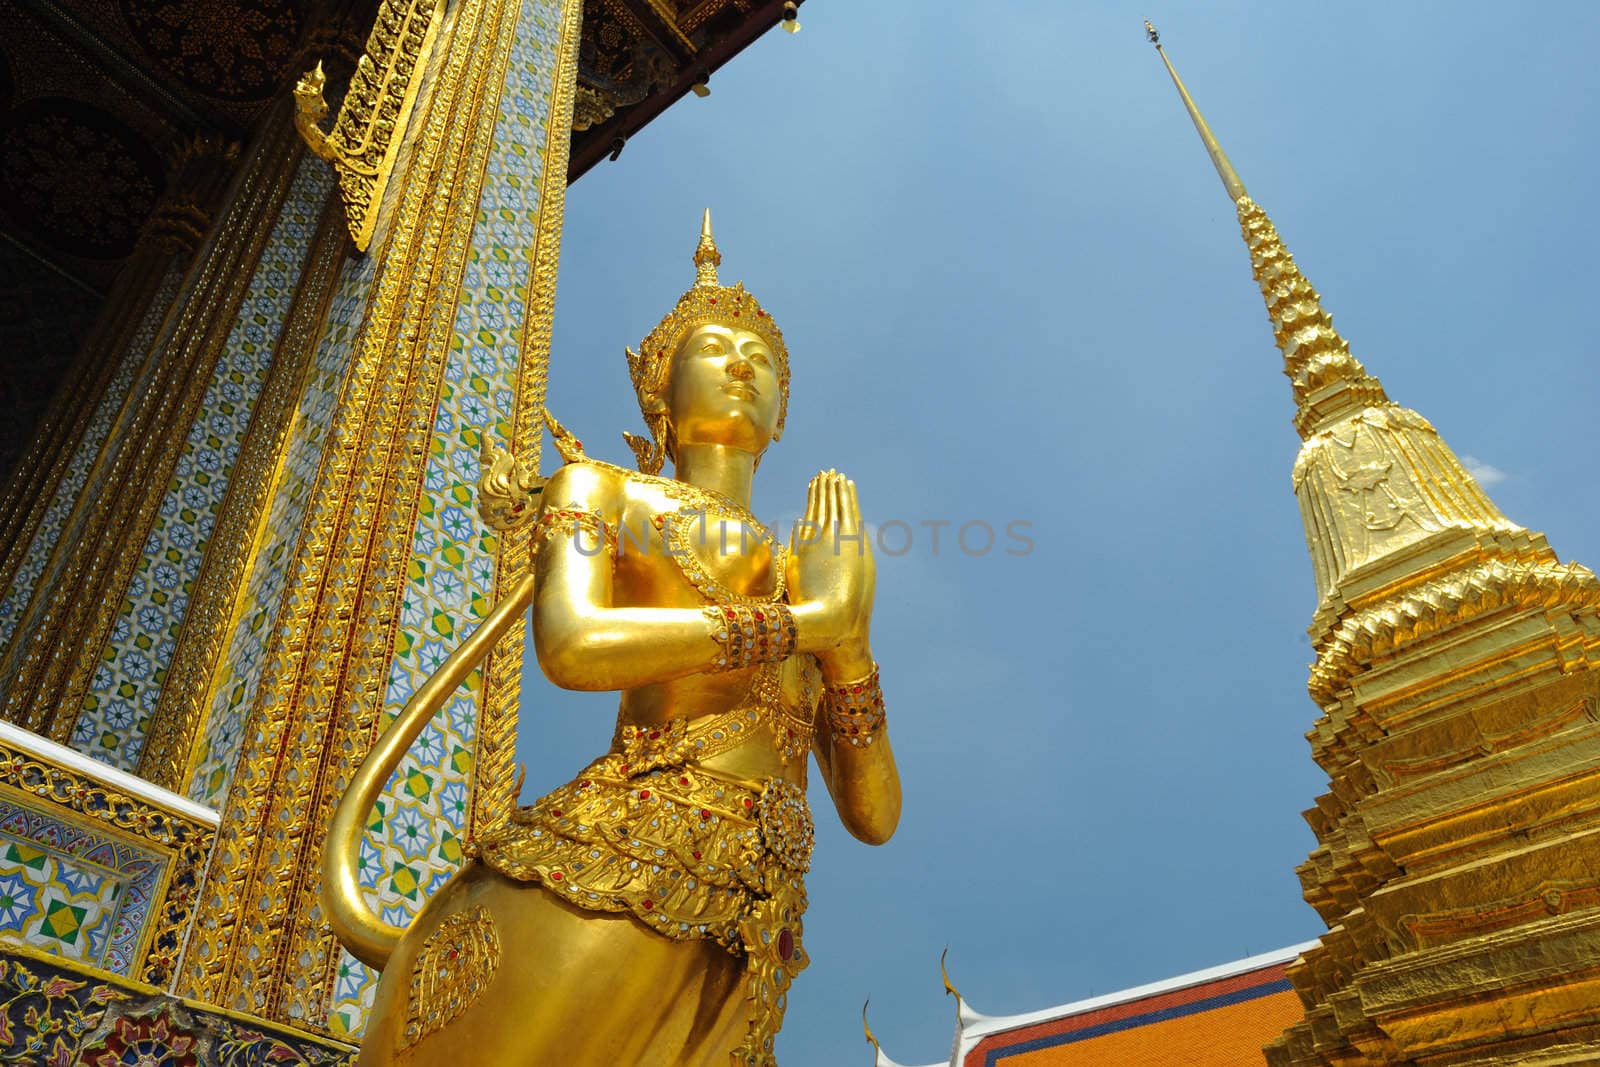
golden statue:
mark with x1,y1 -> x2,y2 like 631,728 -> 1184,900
323,210 -> 901,1065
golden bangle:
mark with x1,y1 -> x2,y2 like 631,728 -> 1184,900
704,603 -> 797,672
823,663 -> 886,747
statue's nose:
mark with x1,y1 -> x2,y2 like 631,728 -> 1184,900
727,359 -> 754,381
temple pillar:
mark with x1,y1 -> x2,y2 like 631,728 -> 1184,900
0,104 -> 333,750
174,0 -> 581,1038
0,134 -> 235,657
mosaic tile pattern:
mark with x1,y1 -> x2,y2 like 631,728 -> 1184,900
70,159 -> 335,772
0,795 -> 166,975
187,250 -> 377,808
0,263 -> 184,650
326,0 -> 567,1035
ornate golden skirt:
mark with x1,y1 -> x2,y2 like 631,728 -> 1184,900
471,740 -> 812,1065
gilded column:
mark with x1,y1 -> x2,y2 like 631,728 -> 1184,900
176,0 -> 581,1039
1149,26 -> 1600,1066
0,135 -> 234,650
131,187 -> 351,790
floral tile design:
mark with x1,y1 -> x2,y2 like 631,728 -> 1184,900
187,247 -> 377,808
70,159 -> 336,772
0,799 -> 165,975
0,949 -> 356,1065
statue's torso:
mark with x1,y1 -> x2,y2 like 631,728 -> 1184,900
475,462 -> 815,984
593,463 -> 821,786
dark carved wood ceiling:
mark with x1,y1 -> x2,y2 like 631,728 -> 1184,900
570,0 -> 801,180
0,0 -> 796,479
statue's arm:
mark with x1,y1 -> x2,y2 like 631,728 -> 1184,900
532,462 -> 836,691
811,646 -> 902,846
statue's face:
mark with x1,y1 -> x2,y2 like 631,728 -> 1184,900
665,323 -> 783,455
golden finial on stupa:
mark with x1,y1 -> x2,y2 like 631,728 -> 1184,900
1144,20 -> 1246,201
693,207 -> 722,287
1146,22 -> 1388,437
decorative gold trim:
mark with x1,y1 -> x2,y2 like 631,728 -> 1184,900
295,0 -> 446,252
135,192 -> 351,793
0,134 -> 234,618
0,252 -> 171,611
399,906 -> 502,1050
0,740 -> 213,989
0,940 -> 358,1054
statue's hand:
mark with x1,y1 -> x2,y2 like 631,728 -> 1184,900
787,470 -> 875,652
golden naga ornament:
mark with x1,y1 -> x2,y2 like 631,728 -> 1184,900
295,0 -> 445,251
324,212 -> 901,1066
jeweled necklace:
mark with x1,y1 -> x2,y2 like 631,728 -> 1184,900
654,506 -> 787,605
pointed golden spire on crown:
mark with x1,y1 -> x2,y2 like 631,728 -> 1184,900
624,210 -> 792,472
693,207 -> 722,287
1145,21 -> 1389,438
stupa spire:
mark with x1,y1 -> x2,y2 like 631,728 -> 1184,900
1145,21 -> 1388,438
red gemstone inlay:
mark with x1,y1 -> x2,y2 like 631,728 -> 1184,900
551,809 -> 562,816
649,730 -> 660,740
700,809 -> 711,820
639,790 -> 651,800
778,928 -> 794,961
680,776 -> 690,785
743,798 -> 753,808
693,849 -> 702,860
551,871 -> 563,880
642,899 -> 654,909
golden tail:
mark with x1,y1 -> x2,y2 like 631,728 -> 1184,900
323,570 -> 538,970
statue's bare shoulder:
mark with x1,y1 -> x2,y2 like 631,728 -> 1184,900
538,460 -> 627,518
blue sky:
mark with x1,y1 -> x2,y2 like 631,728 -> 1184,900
516,3 -> 1600,1062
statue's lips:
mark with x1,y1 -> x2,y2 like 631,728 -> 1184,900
721,382 -> 758,400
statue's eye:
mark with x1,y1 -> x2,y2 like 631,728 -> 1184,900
700,340 -> 724,354
749,350 -> 770,365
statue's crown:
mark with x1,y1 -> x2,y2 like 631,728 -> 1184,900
629,210 -> 790,427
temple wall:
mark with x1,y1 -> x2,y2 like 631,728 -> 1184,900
0,723 -> 214,989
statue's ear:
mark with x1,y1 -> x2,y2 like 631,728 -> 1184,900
638,387 -> 668,416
